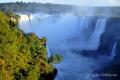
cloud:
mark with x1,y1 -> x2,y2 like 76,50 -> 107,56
109,0 -> 120,5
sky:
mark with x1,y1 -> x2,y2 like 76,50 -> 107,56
0,0 -> 120,6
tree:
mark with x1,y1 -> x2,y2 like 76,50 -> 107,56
0,12 -> 57,80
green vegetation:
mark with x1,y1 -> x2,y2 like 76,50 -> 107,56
0,2 -> 73,14
0,12 -> 58,80
49,54 -> 63,64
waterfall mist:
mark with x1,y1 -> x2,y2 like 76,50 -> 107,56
19,13 -> 107,51
68,18 -> 107,50
19,12 -> 112,80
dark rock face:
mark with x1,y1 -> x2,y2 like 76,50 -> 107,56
90,18 -> 120,80
80,50 -> 109,57
98,17 -> 120,54
68,17 -> 120,57
79,17 -> 120,57
114,39 -> 120,62
40,68 -> 57,80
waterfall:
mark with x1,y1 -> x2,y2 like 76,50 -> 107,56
86,18 -> 107,50
72,18 -> 107,50
111,43 -> 117,59
19,14 -> 52,58
19,14 -> 33,33
46,44 -> 51,58
19,14 -> 107,51
19,14 -> 33,22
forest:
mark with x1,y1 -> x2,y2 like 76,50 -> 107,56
0,2 -> 73,14
0,12 -> 62,80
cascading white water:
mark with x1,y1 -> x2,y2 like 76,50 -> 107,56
86,19 -> 107,50
19,14 -> 33,22
111,43 -> 117,59
19,14 -> 33,33
70,18 -> 107,50
46,44 -> 51,58
19,14 -> 107,51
